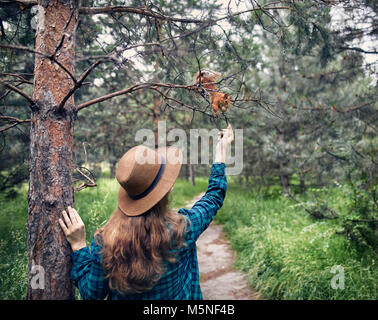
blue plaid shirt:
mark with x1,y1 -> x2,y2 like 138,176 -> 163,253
70,162 -> 227,300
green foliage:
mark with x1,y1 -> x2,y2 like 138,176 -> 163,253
338,173 -> 378,249
0,0 -> 376,300
215,183 -> 377,300
0,184 -> 28,299
0,177 -> 208,299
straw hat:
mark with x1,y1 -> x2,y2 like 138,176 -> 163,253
116,145 -> 183,216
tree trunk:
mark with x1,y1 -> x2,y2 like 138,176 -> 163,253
152,62 -> 161,148
109,160 -> 117,179
189,164 -> 195,186
277,130 -> 290,195
279,161 -> 290,195
153,95 -> 160,148
184,164 -> 189,181
316,172 -> 323,187
27,0 -> 78,300
299,175 -> 306,193
280,174 -> 290,195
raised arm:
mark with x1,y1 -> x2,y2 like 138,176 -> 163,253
178,124 -> 234,244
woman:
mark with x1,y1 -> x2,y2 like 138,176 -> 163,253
59,124 -> 234,300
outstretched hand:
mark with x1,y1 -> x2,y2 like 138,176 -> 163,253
214,124 -> 234,163
59,206 -> 87,252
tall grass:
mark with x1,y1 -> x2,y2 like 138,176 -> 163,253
215,183 -> 377,300
1,174 -> 376,300
0,176 -> 208,299
0,184 -> 28,299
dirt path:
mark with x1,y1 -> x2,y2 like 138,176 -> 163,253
184,193 -> 261,300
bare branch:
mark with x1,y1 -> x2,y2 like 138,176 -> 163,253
150,87 -> 213,117
0,0 -> 37,5
59,41 -> 165,110
73,167 -> 97,192
0,43 -> 77,84
57,58 -> 105,111
0,43 -> 39,55
78,3 -> 291,25
0,115 -> 31,123
338,46 -> 378,55
0,122 -> 19,133
75,41 -> 161,63
76,83 -> 147,111
0,79 -> 34,104
0,73 -> 33,84
77,82 -> 198,111
333,101 -> 375,113
79,6 -> 203,23
214,4 -> 291,23
0,115 -> 30,132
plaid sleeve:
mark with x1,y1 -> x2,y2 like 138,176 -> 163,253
178,162 -> 227,245
70,236 -> 109,300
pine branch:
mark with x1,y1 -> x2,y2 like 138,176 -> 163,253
76,83 -> 147,111
0,0 -> 37,5
57,58 -> 105,111
59,41 -> 164,110
0,115 -> 31,132
0,122 -> 19,133
0,73 -> 33,84
79,3 -> 291,23
0,43 -> 39,55
333,101 -> 375,113
338,46 -> 378,55
319,144 -> 349,162
0,43 -> 77,84
150,87 -> 213,117
75,42 -> 161,63
78,6 -> 203,23
0,79 -> 34,104
0,115 -> 31,123
76,82 -> 198,111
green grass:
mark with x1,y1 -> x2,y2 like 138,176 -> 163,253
0,177 -> 207,299
1,175 -> 376,300
0,183 -> 28,299
215,183 -> 377,300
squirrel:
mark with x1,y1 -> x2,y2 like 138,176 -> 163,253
195,69 -> 231,116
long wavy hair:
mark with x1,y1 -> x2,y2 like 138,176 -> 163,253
95,193 -> 187,294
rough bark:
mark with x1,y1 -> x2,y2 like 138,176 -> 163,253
27,0 -> 78,300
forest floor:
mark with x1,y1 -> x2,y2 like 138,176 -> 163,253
183,193 -> 262,300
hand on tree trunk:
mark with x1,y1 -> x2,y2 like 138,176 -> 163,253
59,207 -> 87,252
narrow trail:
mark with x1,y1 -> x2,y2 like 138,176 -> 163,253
183,193 -> 262,300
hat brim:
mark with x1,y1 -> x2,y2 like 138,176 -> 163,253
117,146 -> 182,216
